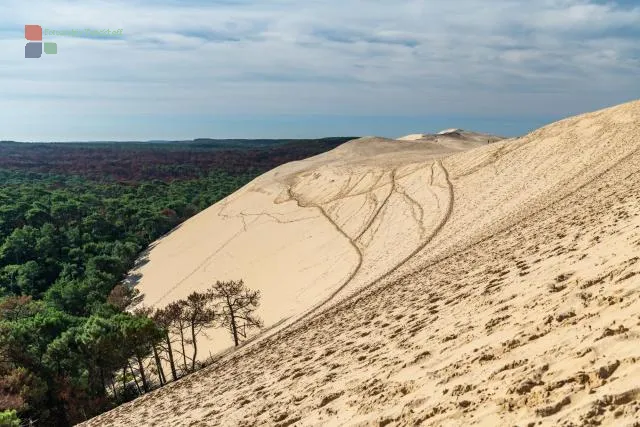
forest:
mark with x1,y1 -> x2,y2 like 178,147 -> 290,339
0,138 -> 353,426
0,138 -> 350,181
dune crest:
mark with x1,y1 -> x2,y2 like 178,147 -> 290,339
84,100 -> 640,426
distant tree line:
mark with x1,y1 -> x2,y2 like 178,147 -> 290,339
0,139 -> 324,426
0,138 -> 353,182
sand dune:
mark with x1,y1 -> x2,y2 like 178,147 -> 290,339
396,130 -> 503,151
128,132 -> 494,357
84,100 -> 640,426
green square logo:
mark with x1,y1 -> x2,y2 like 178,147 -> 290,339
44,42 -> 57,54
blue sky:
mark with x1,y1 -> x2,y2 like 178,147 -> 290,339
0,0 -> 639,141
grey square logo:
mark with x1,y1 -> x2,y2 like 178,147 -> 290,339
25,42 -> 42,58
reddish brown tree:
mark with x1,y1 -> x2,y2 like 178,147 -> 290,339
0,295 -> 34,321
107,284 -> 143,311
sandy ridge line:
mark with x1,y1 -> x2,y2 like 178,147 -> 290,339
142,167 -> 392,324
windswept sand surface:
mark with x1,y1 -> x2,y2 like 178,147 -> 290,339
128,131 -> 495,355
85,100 -> 640,426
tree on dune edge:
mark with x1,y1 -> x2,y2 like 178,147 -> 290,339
0,277 -> 263,425
0,137 -> 341,425
179,291 -> 217,372
210,280 -> 263,347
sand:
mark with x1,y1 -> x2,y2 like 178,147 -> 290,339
126,131 -> 495,358
83,100 -> 640,426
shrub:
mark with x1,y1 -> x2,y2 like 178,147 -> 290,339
0,409 -> 21,427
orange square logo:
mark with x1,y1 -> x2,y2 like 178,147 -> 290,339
25,24 -> 42,41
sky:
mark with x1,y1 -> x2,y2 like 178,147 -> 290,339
0,0 -> 639,141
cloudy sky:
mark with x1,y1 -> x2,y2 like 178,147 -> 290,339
0,0 -> 639,141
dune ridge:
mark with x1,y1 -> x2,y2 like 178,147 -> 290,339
127,132 -> 490,357
83,100 -> 640,426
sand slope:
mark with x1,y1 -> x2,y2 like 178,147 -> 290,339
129,132 -> 493,356
84,100 -> 640,426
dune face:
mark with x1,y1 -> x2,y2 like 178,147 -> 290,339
84,100 -> 640,426
129,133 -> 492,356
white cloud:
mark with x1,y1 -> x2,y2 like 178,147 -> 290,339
0,0 -> 638,139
